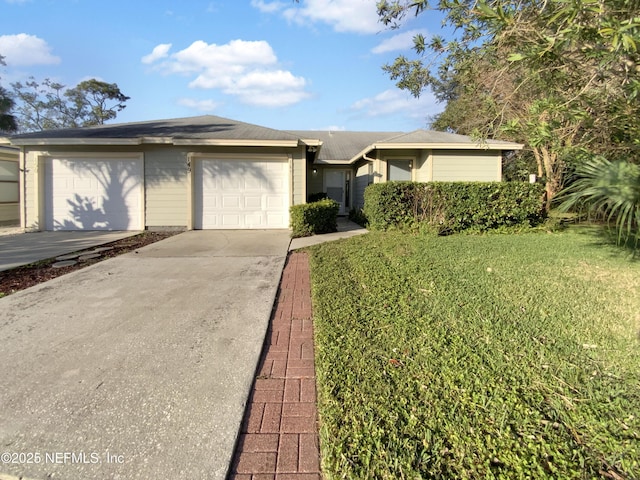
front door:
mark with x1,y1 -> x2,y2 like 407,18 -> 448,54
324,170 -> 347,214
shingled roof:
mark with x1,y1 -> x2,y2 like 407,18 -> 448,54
10,115 -> 300,144
287,130 -> 403,162
10,115 -> 522,160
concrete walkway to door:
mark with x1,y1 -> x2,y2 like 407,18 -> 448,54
0,230 -> 290,480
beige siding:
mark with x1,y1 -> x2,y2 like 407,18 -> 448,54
22,150 -> 41,230
415,150 -> 431,182
144,148 -> 188,227
291,146 -> 306,206
432,150 -> 501,181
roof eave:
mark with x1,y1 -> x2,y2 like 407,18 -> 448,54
348,141 -> 524,163
10,137 -> 301,148
373,142 -> 524,150
172,139 -> 300,147
298,138 -> 323,147
10,138 -> 142,146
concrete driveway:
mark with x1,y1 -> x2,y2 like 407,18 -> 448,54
0,230 -> 290,480
0,231 -> 141,272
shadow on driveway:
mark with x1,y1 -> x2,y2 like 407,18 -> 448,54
0,230 -> 290,480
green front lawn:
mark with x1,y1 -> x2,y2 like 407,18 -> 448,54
309,229 -> 640,479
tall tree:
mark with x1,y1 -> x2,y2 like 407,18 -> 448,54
0,54 -> 17,134
11,77 -> 130,132
378,0 -> 640,204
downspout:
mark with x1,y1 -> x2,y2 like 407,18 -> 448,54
363,151 -> 377,183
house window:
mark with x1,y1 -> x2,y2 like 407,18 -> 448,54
388,159 -> 412,181
0,160 -> 19,204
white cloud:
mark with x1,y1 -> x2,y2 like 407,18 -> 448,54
372,29 -> 429,54
142,40 -> 309,108
253,0 -> 380,34
350,88 -> 441,120
250,0 -> 286,13
177,98 -> 219,111
0,34 -> 60,66
323,125 -> 346,131
141,43 -> 172,64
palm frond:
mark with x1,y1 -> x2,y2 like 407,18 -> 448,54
557,156 -> 640,245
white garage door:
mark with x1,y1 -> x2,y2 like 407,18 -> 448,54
195,158 -> 289,229
45,157 -> 143,231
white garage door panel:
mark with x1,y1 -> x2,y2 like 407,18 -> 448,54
46,158 -> 143,231
195,158 -> 289,229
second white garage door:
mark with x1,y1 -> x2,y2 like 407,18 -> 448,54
194,158 -> 290,229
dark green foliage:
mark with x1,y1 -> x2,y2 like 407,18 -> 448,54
558,156 -> 640,246
289,198 -> 339,238
363,181 -> 545,233
307,192 -> 328,203
11,77 -> 129,132
348,208 -> 368,227
0,55 -> 17,133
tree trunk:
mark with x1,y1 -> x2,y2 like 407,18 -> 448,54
539,146 -> 563,210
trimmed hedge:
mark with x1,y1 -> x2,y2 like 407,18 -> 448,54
290,198 -> 340,238
363,181 -> 546,233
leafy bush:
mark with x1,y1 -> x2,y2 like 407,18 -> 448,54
557,156 -> 640,246
290,198 -> 339,238
348,208 -> 368,227
363,181 -> 545,234
308,192 -> 329,203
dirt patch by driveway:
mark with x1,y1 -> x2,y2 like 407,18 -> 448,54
0,231 -> 179,296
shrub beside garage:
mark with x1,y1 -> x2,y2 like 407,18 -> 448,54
363,181 -> 546,233
290,198 -> 340,238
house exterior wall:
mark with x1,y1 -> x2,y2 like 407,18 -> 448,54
306,165 -> 325,200
0,147 -> 19,225
291,146 -> 306,206
415,150 -> 431,182
379,149 -> 421,183
354,162 -> 372,209
20,144 -> 306,231
431,150 -> 502,181
144,148 -> 188,228
351,148 -> 504,210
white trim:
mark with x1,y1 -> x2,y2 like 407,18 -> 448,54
349,141 -> 523,164
11,138 -> 141,146
36,151 -> 144,159
384,155 -> 416,182
173,139 -> 298,147
187,152 -> 290,161
323,167 -> 351,215
11,138 -> 300,148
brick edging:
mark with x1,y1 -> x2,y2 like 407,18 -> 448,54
229,252 -> 321,480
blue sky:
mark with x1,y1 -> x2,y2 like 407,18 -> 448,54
1,0 -> 447,132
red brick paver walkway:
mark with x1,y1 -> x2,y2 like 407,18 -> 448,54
229,252 -> 321,480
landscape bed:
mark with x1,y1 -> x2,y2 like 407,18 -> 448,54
309,229 -> 639,479
0,231 -> 179,297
